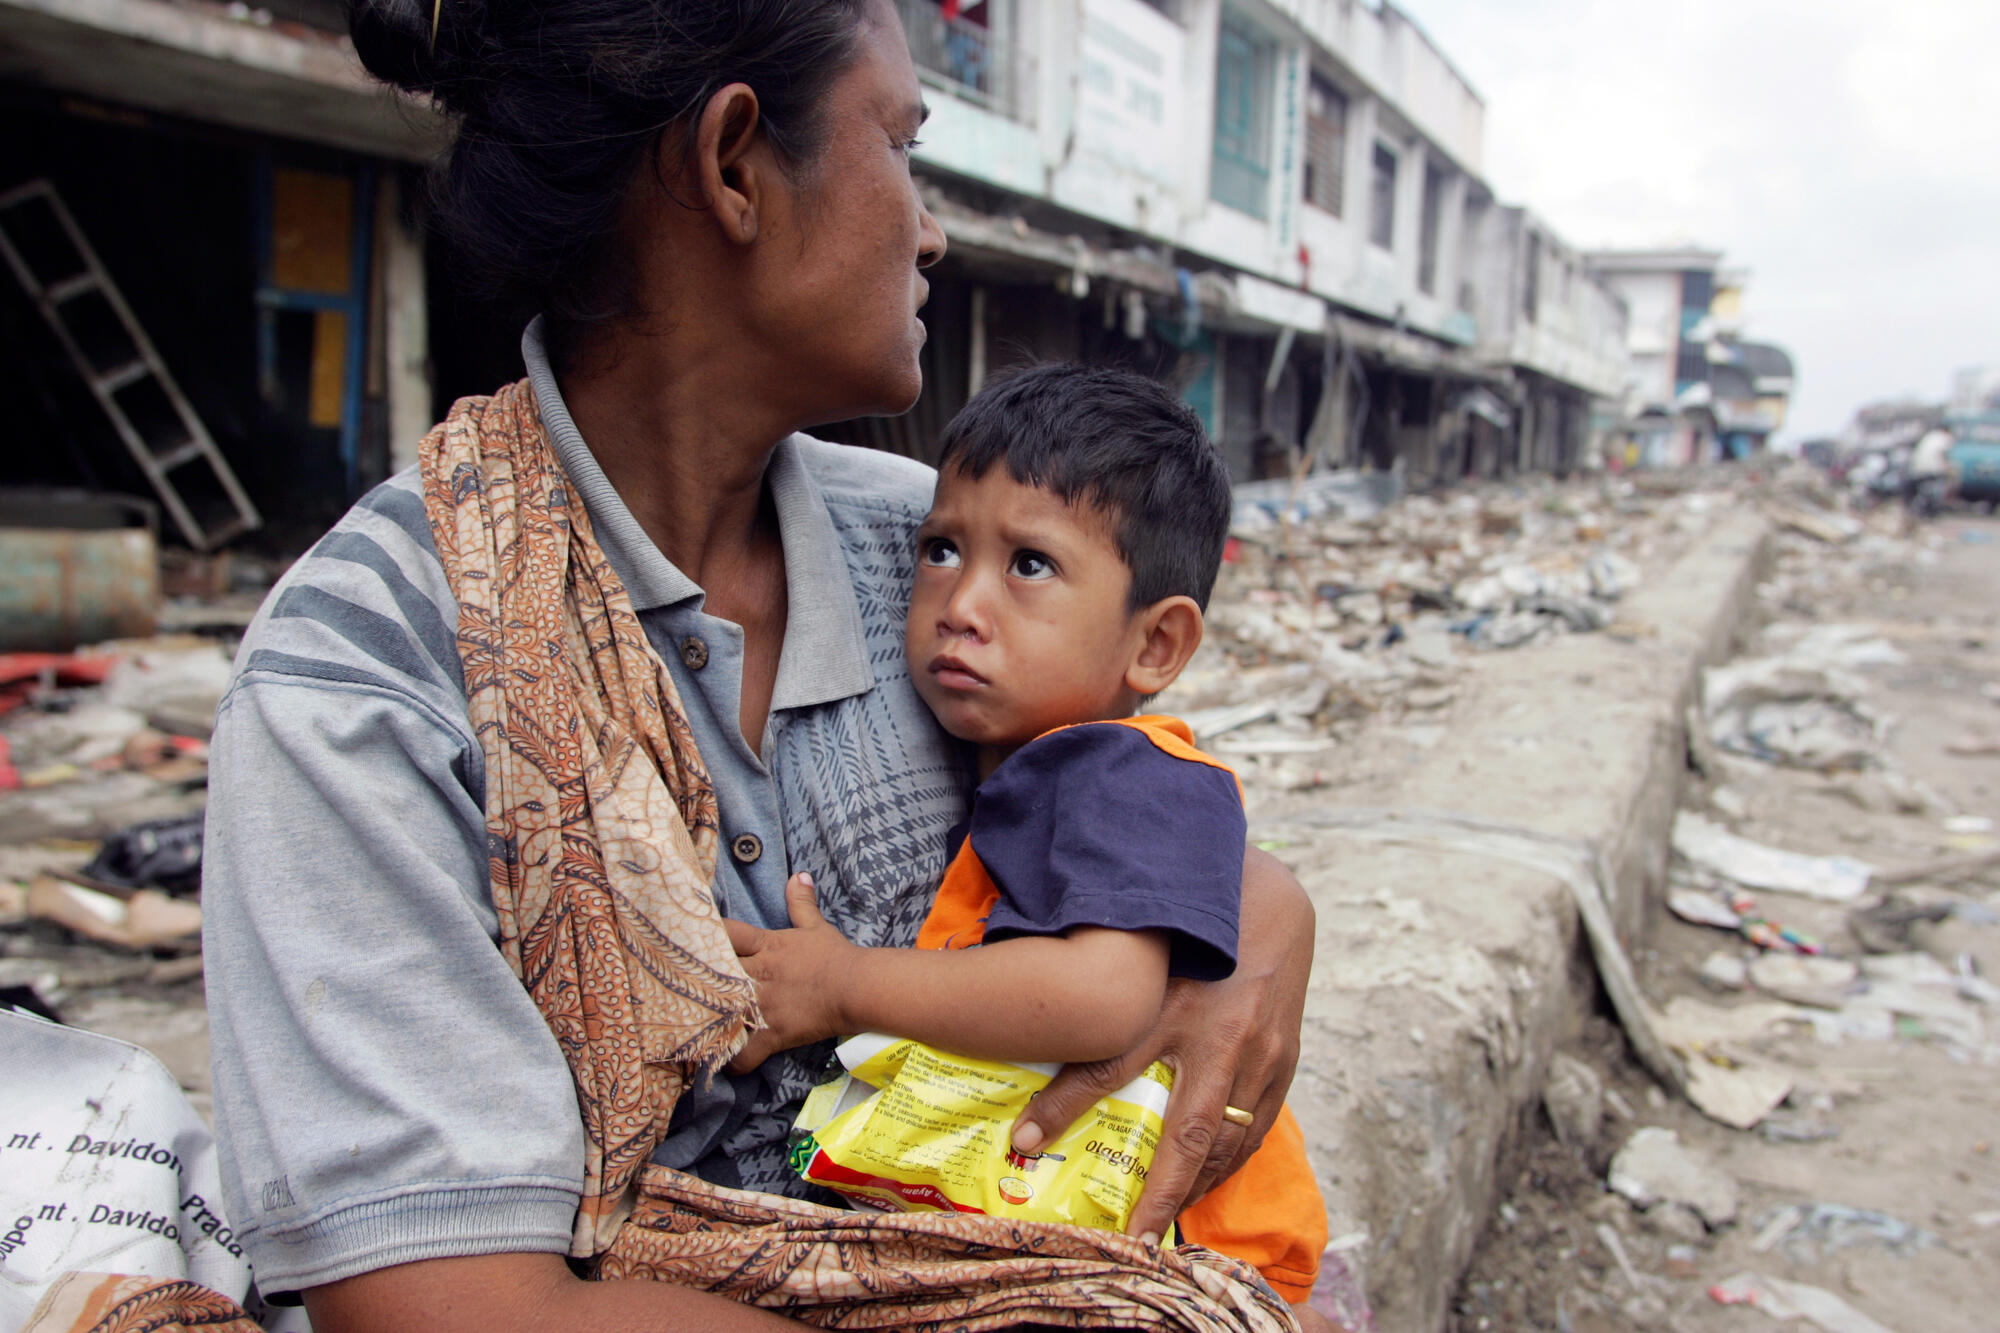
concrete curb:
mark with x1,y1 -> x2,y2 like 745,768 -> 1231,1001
1267,506 -> 1772,1333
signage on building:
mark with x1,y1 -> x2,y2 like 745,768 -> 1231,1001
1077,0 -> 1184,187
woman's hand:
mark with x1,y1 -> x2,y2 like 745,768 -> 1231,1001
723,873 -> 858,1072
1007,847 -> 1314,1243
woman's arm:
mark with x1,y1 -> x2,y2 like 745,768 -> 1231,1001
1007,847 -> 1314,1243
724,873 -> 1171,1069
304,1253 -> 800,1332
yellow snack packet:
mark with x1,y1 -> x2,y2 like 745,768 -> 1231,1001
790,1032 -> 1173,1232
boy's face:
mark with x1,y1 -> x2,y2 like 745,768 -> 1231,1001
907,464 -> 1146,752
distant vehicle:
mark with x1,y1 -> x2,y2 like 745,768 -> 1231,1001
1949,412 -> 2000,510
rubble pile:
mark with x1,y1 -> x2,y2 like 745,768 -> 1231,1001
1161,474 -> 1727,796
1,638 -> 233,1019
1453,485 -> 1999,1333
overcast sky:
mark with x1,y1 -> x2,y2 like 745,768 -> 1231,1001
1406,0 -> 2000,440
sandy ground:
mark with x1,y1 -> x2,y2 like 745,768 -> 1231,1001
1449,507 -> 2000,1333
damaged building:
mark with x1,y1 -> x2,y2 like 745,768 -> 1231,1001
0,0 -> 1638,559
876,0 -> 1632,486
1587,246 -> 1795,467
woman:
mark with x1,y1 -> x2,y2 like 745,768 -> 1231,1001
203,2 -> 1319,1328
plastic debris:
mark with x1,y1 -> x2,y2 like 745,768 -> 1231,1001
80,813 -> 205,896
1673,812 -> 1874,902
1708,1272 -> 1897,1333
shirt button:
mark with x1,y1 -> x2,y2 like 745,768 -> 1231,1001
680,636 -> 709,671
731,833 -> 763,865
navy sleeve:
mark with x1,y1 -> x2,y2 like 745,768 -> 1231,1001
968,724 -> 1246,981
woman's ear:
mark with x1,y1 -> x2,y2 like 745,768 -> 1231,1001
1125,596 -> 1205,699
680,82 -> 766,245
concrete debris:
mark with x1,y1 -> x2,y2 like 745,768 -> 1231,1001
1763,501 -> 1865,544
1541,1053 -> 1603,1151
1163,474 -> 1709,801
2,630 -> 238,1061
1608,1127 -> 1739,1228
1697,950 -> 1750,992
1746,953 -> 1859,1008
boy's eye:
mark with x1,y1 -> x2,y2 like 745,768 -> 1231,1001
1010,551 -> 1055,580
920,537 -> 960,568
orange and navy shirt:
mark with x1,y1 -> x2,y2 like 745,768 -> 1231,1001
916,715 -> 1246,976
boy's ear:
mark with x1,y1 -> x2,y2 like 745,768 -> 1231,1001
1125,596 -> 1204,699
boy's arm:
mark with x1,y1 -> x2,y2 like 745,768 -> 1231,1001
723,872 -> 1169,1071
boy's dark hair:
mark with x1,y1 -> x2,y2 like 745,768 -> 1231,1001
936,363 -> 1233,611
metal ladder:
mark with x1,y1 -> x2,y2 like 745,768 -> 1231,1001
0,179 -> 261,550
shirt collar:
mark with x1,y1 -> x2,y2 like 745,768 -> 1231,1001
521,318 -> 875,709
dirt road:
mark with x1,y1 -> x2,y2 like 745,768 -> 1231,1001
1450,508 -> 2000,1332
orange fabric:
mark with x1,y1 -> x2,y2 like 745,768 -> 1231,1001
1179,1108 -> 1327,1304
912,716 -> 1322,1300
913,835 -> 1001,951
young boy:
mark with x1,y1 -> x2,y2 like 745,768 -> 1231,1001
726,363 -> 1327,1313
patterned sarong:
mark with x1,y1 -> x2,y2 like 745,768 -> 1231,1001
418,381 -> 1298,1331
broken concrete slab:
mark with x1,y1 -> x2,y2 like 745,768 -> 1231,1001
1607,1127 -> 1739,1228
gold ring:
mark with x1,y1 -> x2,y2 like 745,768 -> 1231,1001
1221,1104 -> 1255,1128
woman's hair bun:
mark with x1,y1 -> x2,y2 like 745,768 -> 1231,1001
348,0 -> 488,114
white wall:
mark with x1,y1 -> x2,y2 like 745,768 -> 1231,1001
1591,269 -> 1681,408
1472,205 -> 1628,399
910,0 -> 1489,348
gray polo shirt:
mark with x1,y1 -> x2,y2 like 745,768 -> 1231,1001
203,321 -> 972,1293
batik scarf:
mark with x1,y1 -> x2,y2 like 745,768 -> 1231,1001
420,380 -> 1298,1332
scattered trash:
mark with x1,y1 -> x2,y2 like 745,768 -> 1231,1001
1669,886 -> 1742,930
23,875 -> 201,951
79,812 -> 204,895
1945,731 -> 2000,757
1654,996 -> 1804,1128
1709,1272 -> 1896,1333
1756,1110 -> 1839,1144
1697,951 -> 1749,992
1763,502 -> 1863,545
1607,1127 -> 1738,1228
1703,658 -> 1884,771
1673,812 -> 1874,902
1749,1203 -> 1933,1258
1683,1059 -> 1795,1131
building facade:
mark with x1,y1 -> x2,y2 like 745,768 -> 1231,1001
886,0 -> 1629,485
1587,246 -> 1795,466
1,0 -> 1639,550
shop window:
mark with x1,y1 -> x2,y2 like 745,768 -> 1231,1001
1302,71 -> 1346,217
1367,142 -> 1397,249
1211,14 -> 1274,219
1418,162 -> 1446,295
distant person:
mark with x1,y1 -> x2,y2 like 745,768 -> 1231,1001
1910,425 -> 1957,483
1907,425 -> 1958,516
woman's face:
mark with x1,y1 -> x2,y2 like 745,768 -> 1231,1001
756,1 -> 947,424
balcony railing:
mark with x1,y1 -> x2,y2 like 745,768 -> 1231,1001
893,0 -> 1036,125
